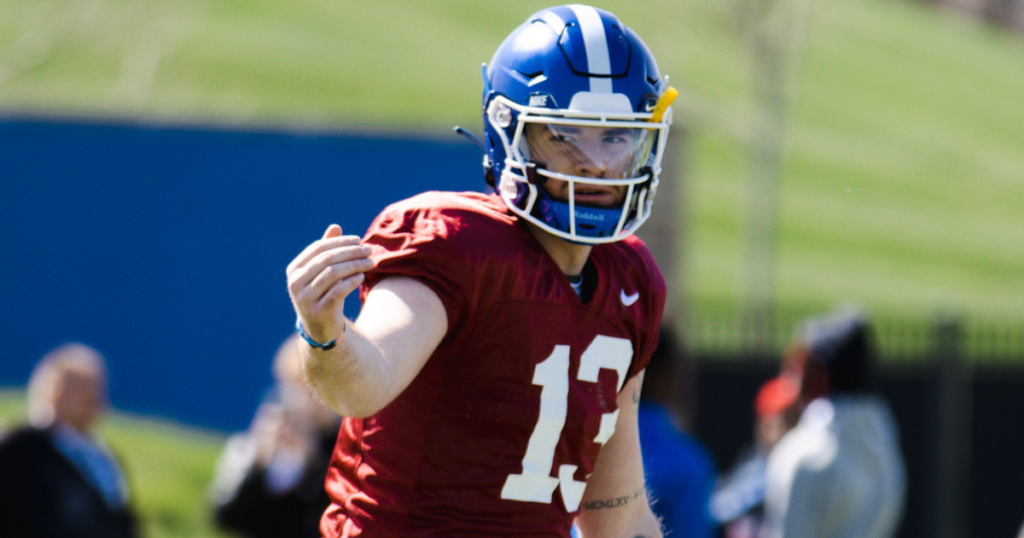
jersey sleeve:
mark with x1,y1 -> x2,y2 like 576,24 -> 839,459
630,323 -> 661,381
359,201 -> 470,338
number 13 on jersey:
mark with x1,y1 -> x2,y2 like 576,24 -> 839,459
500,335 -> 634,512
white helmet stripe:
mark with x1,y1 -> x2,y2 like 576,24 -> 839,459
568,4 -> 613,93
537,11 -> 565,35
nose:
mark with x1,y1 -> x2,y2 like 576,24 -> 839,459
573,154 -> 608,178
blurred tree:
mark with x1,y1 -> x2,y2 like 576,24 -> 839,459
739,0 -> 811,351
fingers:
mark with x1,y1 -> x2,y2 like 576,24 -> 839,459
290,271 -> 365,344
287,225 -> 375,344
323,224 -> 342,240
289,243 -> 373,301
317,272 -> 366,313
302,249 -> 375,304
287,225 -> 360,274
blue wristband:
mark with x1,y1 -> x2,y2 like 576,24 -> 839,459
295,318 -> 338,351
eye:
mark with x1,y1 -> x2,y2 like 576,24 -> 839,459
601,130 -> 632,145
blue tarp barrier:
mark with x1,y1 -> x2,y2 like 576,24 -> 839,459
0,118 -> 483,430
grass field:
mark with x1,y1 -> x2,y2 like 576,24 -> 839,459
0,390 -> 232,538
2,0 -> 1023,346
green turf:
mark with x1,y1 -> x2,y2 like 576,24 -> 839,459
0,390 -> 234,538
2,0 -> 1023,352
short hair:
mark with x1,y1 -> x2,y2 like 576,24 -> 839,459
798,308 -> 873,393
26,343 -> 106,428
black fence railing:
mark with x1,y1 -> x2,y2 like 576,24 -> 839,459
686,309 -> 1024,364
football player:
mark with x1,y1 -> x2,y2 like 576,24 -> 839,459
286,5 -> 677,537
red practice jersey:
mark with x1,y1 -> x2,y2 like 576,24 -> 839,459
322,192 -> 666,537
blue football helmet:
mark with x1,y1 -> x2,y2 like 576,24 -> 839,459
483,4 -> 674,244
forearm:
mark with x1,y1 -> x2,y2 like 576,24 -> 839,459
287,225 -> 447,418
296,277 -> 447,419
300,319 -> 394,418
575,373 -> 663,538
575,488 -> 663,538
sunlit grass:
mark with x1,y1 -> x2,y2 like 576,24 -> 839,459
2,0 -> 1023,351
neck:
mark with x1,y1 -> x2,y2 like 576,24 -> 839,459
527,223 -> 592,276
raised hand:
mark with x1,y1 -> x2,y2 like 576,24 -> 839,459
286,224 -> 374,347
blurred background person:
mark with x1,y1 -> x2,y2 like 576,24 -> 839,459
210,334 -> 341,538
638,325 -> 717,537
759,308 -> 906,538
0,343 -> 137,538
710,375 -> 799,538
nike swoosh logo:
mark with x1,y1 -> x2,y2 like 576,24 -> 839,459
620,290 -> 640,306
644,101 -> 656,112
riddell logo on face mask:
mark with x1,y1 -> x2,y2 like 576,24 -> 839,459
575,211 -> 605,222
